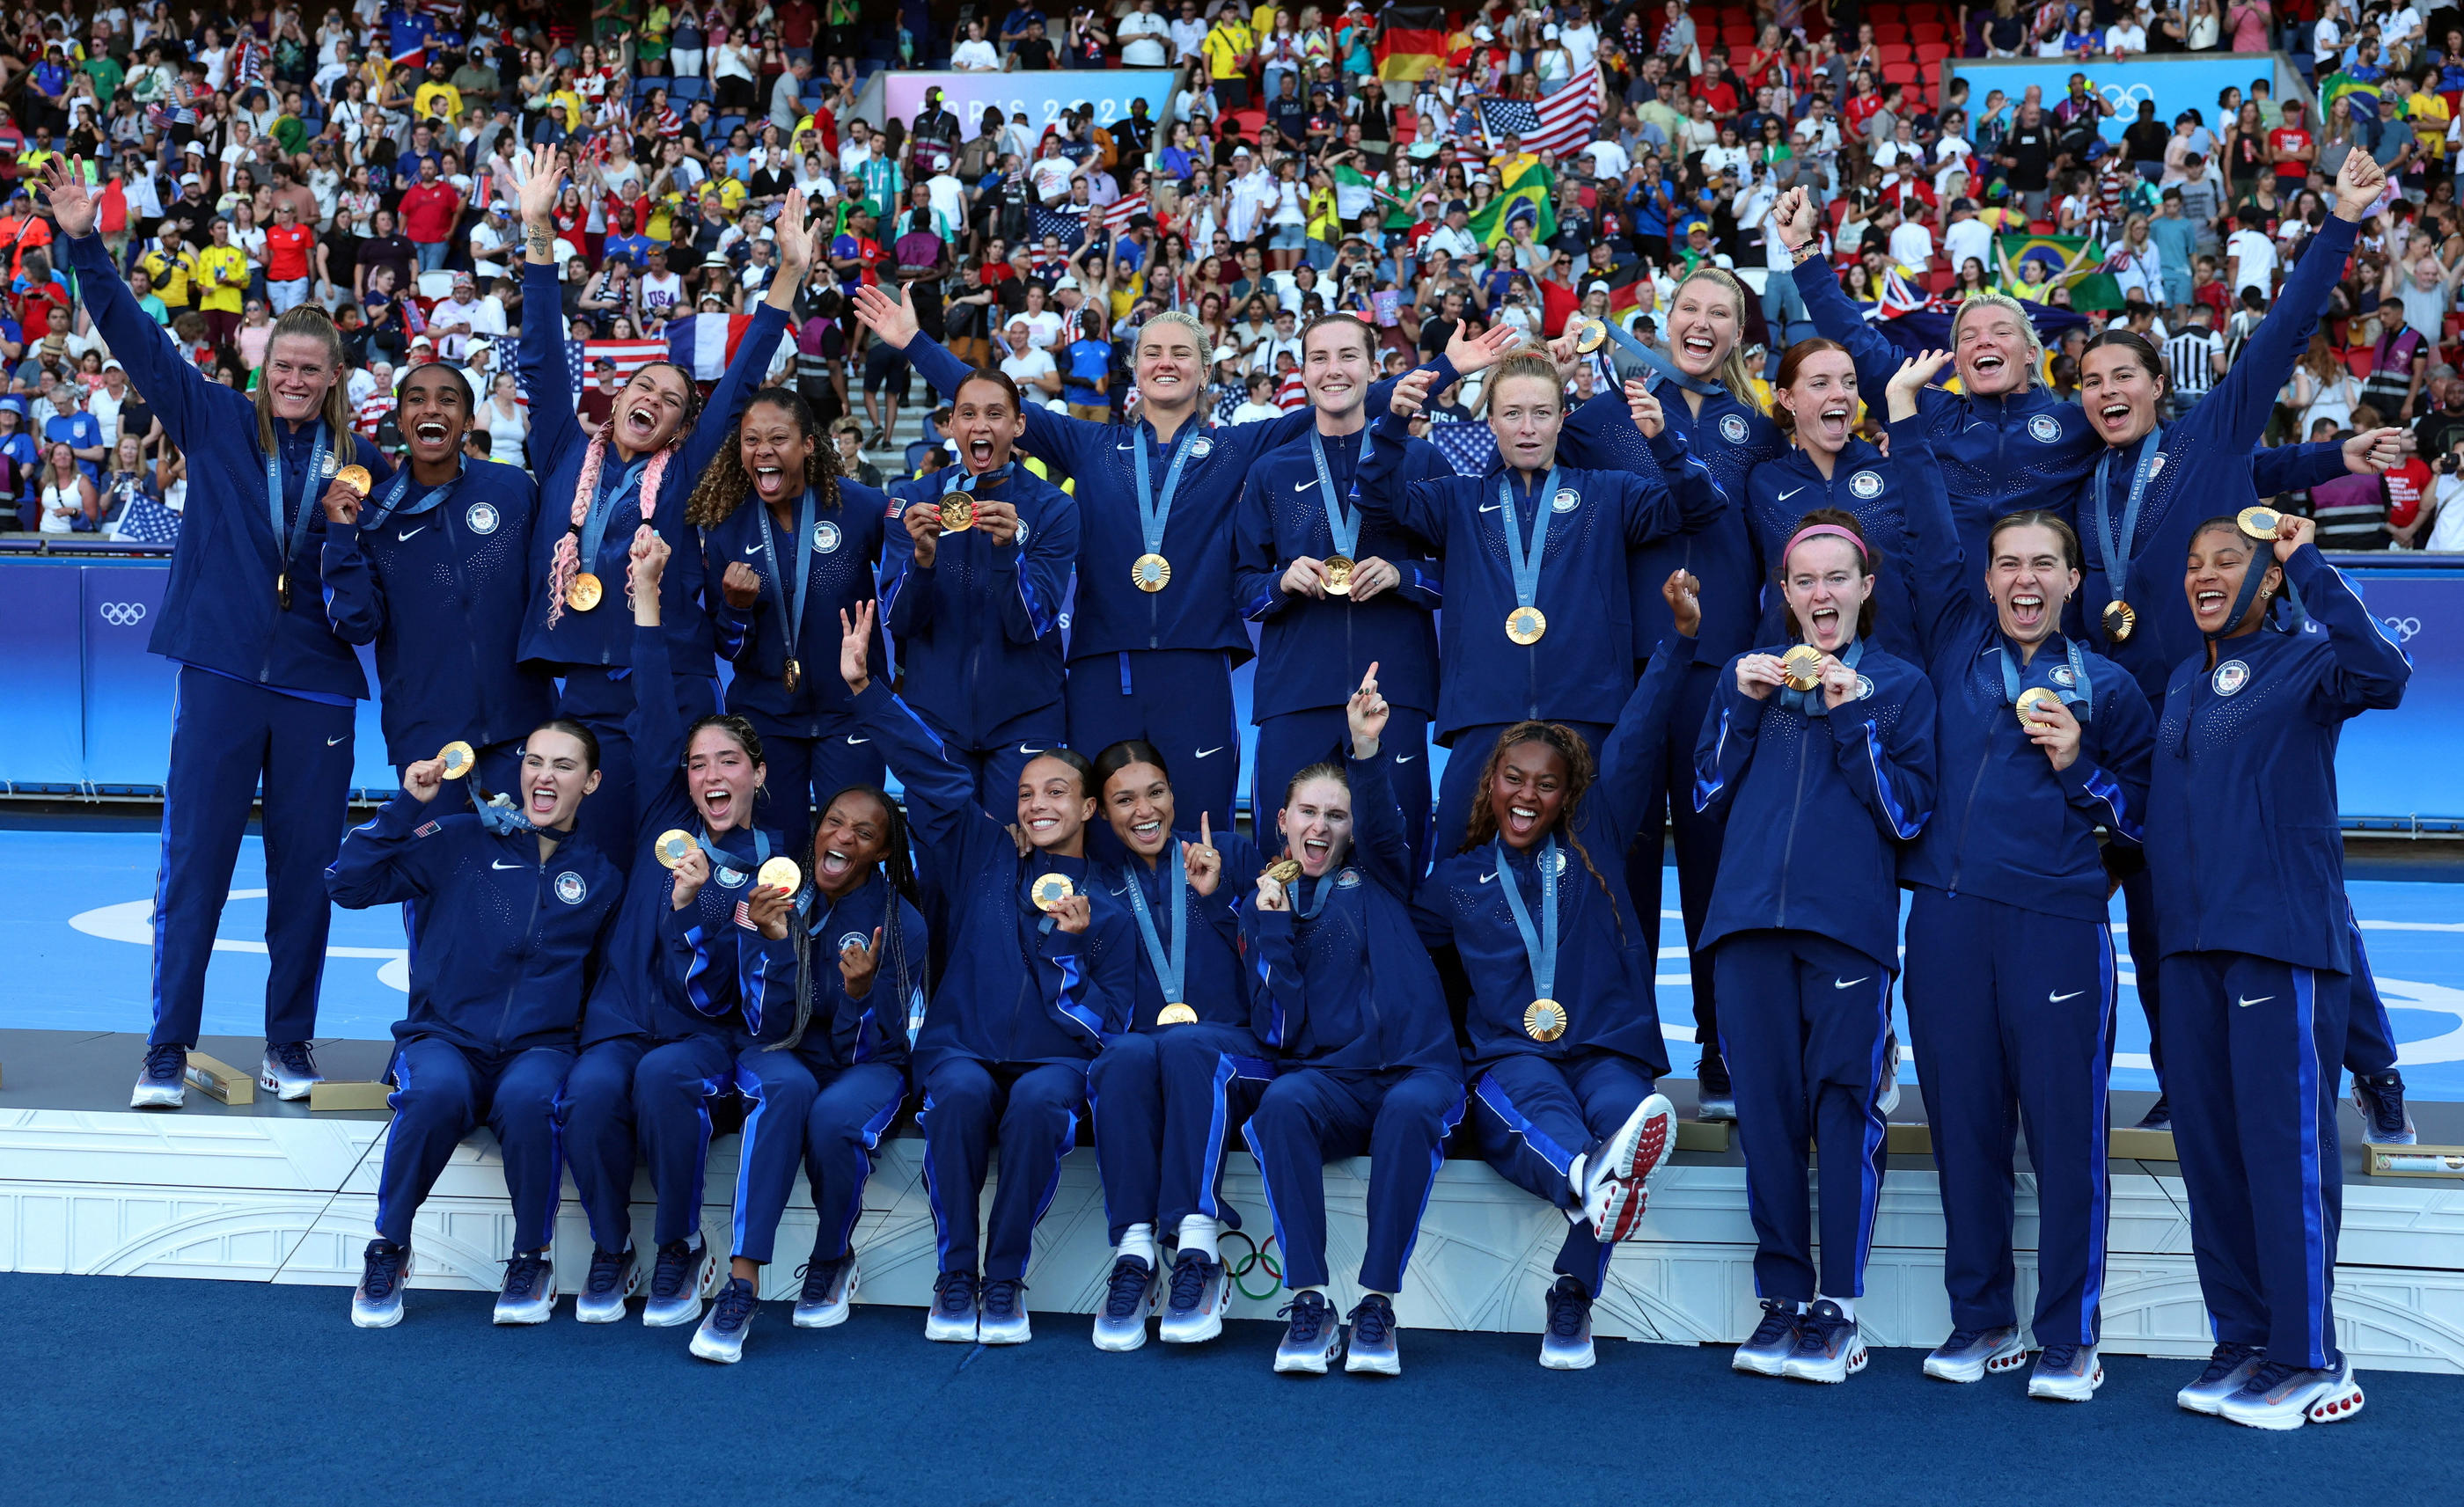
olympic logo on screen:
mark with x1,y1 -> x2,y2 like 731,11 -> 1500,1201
2382,616 -> 2422,643
99,602 -> 148,627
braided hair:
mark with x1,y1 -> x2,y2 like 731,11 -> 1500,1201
685,386 -> 844,529
770,786 -> 928,1053
1457,721 -> 1625,943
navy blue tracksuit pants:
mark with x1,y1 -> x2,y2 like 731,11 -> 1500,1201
1254,706 -> 1433,871
1089,1022 -> 1277,1243
2160,953 -> 2350,1371
1630,663 -> 1726,1053
1714,930 -> 1895,1302
729,1054 -> 906,1266
150,666 -> 356,1049
2128,883 -> 2396,1086
739,711 -> 889,853
558,665 -> 720,874
558,1033 -> 737,1253
915,1056 -> 1085,1282
1243,1067 -> 1466,1293
377,1037 -> 573,1253
1903,891 -> 2116,1346
1434,719 -> 1611,866
1472,1050 -> 1656,1296
1066,649 -> 1240,831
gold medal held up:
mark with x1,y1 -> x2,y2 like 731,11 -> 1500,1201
757,856 -> 802,894
653,830 -> 695,869
1264,858 -> 1303,885
941,496 -> 976,533
1322,555 -> 1354,596
437,741 -> 475,779
2014,685 -> 2062,726
1780,644 -> 1825,691
1031,873 -> 1076,911
1573,318 -> 1610,355
1523,999 -> 1569,1042
1505,605 -> 1547,645
1132,552 -> 1172,592
1156,1003 -> 1199,1026
333,465 -> 373,496
566,572 -> 605,611
2238,506 -> 2282,539
2102,599 -> 2137,643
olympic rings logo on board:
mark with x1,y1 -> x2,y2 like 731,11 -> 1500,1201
99,602 -> 149,627
2382,616 -> 2422,643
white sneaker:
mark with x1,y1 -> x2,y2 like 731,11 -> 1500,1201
350,1240 -> 410,1328
1923,1324 -> 2027,1383
259,1041 -> 325,1101
2027,1343 -> 2103,1401
1588,1094 -> 1677,1242
131,1042 -> 187,1108
2217,1357 -> 2365,1430
492,1251 -> 556,1324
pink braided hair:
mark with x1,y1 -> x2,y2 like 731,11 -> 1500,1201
545,421 -> 678,628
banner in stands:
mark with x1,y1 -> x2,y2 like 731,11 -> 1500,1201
877,69 -> 1177,142
1947,55 -> 2306,143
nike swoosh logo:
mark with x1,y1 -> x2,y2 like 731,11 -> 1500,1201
1194,747 -> 1223,757
1778,486 -> 1804,501
1294,479 -> 1313,491
1478,501 -> 1505,513
745,544 -> 764,554
1116,443 -> 1138,450
1478,871 -> 1498,883
326,735 -> 345,746
2237,995 -> 2273,1008
1018,744 -> 1045,755
1834,977 -> 1872,990
846,735 -> 869,745
1395,755 -> 1415,763
398,526 -> 425,542
491,860 -> 522,870
2050,990 -> 2085,1003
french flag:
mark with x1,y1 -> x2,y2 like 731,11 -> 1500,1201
667,312 -> 756,381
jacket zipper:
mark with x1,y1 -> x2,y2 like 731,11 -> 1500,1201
494,844 -> 542,1048
1775,724 -> 1810,927
1944,738 -> 1994,895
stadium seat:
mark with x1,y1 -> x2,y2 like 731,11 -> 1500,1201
1910,21 -> 1947,40
1874,23 -> 1907,42
1923,268 -> 1955,295
633,76 -> 669,102
2343,347 -> 2375,377
1883,62 -> 1919,85
1880,42 -> 1912,62
715,113 -> 746,138
1918,41 -> 1952,63
670,77 -> 707,104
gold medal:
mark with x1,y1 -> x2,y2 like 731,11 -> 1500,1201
566,572 -> 605,611
1132,552 -> 1172,592
1505,605 -> 1547,645
941,495 -> 976,533
1156,1003 -> 1199,1026
2102,598 -> 2136,643
2014,685 -> 2063,726
275,571 -> 291,611
757,856 -> 802,894
333,465 -> 373,496
1030,872 -> 1076,911
1322,554 -> 1354,596
783,658 -> 803,695
1264,858 -> 1303,885
1573,318 -> 1610,355
653,830 -> 695,869
1780,643 -> 1825,691
2237,505 -> 2282,539
437,741 -> 475,779
1523,998 -> 1569,1042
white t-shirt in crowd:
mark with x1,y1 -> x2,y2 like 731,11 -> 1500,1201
2226,225 -> 2278,296
1944,215 -> 1992,274
1888,219 -> 1936,269
1119,12 -> 1173,66
1001,345 -> 1060,397
952,38 -> 1000,69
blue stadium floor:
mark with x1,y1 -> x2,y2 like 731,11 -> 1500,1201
0,1272 -> 2449,1504
4,820 -> 2460,1099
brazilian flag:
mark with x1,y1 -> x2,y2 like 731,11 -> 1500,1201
1469,162 -> 1557,247
1996,231 -> 2123,313
2318,69 -> 2385,121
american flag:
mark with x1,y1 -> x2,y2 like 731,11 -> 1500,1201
233,39 -> 268,91
1100,193 -> 1149,233
1474,68 -> 1605,157
1426,420 -> 1500,476
113,492 -> 182,544
1030,202 -> 1088,249
553,337 -> 671,399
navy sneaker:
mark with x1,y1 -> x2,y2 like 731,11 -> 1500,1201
350,1239 -> 410,1328
1344,1293 -> 1400,1375
1274,1291 -> 1342,1374
493,1249 -> 556,1325
1923,1324 -> 2026,1383
690,1276 -> 760,1364
130,1042 -> 187,1109
2218,1356 -> 2365,1430
1778,1299 -> 1866,1383
1540,1275 -> 1595,1370
2352,1071 -> 2416,1145
575,1245 -> 638,1323
1732,1299 -> 1800,1376
259,1040 -> 325,1101
2177,1342 -> 2268,1415
1092,1255 -> 1155,1351
1158,1250 -> 1230,1345
792,1253 -> 858,1329
2028,1342 -> 2103,1401
978,1277 -> 1030,1344
1696,1051 -> 1735,1122
642,1236 -> 715,1328
2132,1095 -> 2173,1132
925,1270 -> 979,1342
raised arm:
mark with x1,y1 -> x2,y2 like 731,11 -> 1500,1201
1340,665 -> 1416,895
1776,184 -> 1945,404
851,282 -> 1100,476
1354,374 -> 1450,551
2195,156 -> 2379,454
838,598 -> 1003,875
2278,526 -> 2413,714
677,187 -> 813,479
627,528 -> 690,780
515,144 -> 586,465
1883,352 -> 1983,658
1614,382 -> 1723,539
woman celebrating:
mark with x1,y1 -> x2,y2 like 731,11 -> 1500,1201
1359,351 -> 1717,853
516,143 -> 810,861
686,387 -> 893,849
331,719 -> 624,1329
1693,508 -> 1938,1385
836,600 -> 1136,1346
1082,742 -> 1265,1353
1243,669 -> 1465,1376
1419,570 -> 1703,1371
35,441 -> 92,535
1883,350 -> 2156,1401
683,784 -> 927,1364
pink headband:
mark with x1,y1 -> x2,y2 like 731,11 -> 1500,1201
1783,523 -> 1870,567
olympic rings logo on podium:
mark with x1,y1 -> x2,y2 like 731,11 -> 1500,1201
1219,1229 -> 1284,1301
99,603 -> 149,627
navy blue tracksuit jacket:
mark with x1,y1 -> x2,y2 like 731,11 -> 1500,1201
704,479 -> 896,736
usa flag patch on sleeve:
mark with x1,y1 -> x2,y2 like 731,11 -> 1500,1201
414,821 -> 442,838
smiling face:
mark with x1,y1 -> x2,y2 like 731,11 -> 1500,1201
738,398 -> 814,506
810,789 -> 893,897
1783,535 -> 1872,651
1279,774 -> 1354,875
686,725 -> 765,833
1134,318 -> 1206,412
1986,520 -> 2079,646
1488,371 -> 1566,472
2079,342 -> 2163,447
951,375 -> 1024,474
519,728 -> 603,829
1102,762 -> 1177,861
1302,318 -> 1375,419
2185,522 -> 2279,636
1667,274 -> 1742,379
615,364 -> 694,456
261,332 -> 340,423
1953,301 -> 2034,396
398,366 -> 472,466
1016,755 -> 1096,852
1486,737 -> 1568,850
1780,347 -> 1858,457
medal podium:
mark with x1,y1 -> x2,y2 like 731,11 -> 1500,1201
3,1027 -> 2460,1373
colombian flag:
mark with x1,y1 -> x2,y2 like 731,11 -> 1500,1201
1375,5 -> 1448,82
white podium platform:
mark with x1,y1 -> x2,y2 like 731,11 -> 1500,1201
4,1031 -> 2460,1372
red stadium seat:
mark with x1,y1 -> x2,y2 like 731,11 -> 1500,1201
1924,268 -> 1956,295
1910,21 -> 1947,41
1918,41 -> 1952,63
2028,219 -> 2057,235
1883,62 -> 1919,84
1879,41 -> 1912,62
2343,347 -> 2375,377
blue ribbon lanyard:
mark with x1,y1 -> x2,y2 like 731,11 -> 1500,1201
752,486 -> 818,668
1998,636 -> 2094,719
1294,867 -> 1340,921
1493,837 -> 1559,1002
943,460 -> 1011,495
1613,328 -> 1727,398
2091,426 -> 2163,604
1499,465 -> 1561,617
1121,843 -> 1188,1006
263,421 -> 330,576
362,465 -> 461,530
696,828 -> 771,886
1786,635 -> 1866,718
579,455 -> 652,574
1306,427 -> 1367,559
1131,422 -> 1201,559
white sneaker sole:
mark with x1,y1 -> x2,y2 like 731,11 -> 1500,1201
1092,1316 -> 1150,1352
925,1313 -> 979,1343
794,1265 -> 859,1329
1593,1095 -> 1678,1242
1159,1298 -> 1227,1345
978,1319 -> 1031,1345
1923,1335 -> 2027,1383
130,1082 -> 187,1109
1733,1345 -> 1790,1377
2222,1378 -> 2366,1430
1274,1339 -> 1339,1375
2028,1363 -> 2104,1401
688,1333 -> 747,1364
1539,1341 -> 1595,1371
1781,1341 -> 1868,1383
1344,1348 -> 1400,1376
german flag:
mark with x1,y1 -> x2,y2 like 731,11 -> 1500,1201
1375,5 -> 1448,82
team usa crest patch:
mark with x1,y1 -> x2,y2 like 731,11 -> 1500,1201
466,501 -> 501,534
2212,660 -> 2251,696
1552,488 -> 1581,512
1720,413 -> 1749,443
815,522 -> 842,553
1189,436 -> 1214,458
2029,414 -> 2063,443
1854,674 -> 1876,700
2050,665 -> 2078,687
1848,470 -> 1883,499
838,932 -> 870,955
554,872 -> 588,904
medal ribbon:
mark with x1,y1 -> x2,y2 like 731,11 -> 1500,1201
942,460 -> 1012,494
1121,841 -> 1188,1006
2091,425 -> 2163,615
1131,422 -> 1200,557
1306,427 -> 1368,559
1294,867 -> 1341,921
1498,465 -> 1561,617
1623,332 -> 1729,398
1494,837 -> 1559,1006
361,463 -> 461,530
577,455 -> 651,576
696,827 -> 771,887
752,487 -> 818,673
1998,635 -> 2094,720
1785,635 -> 1866,718
263,421 -> 330,575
